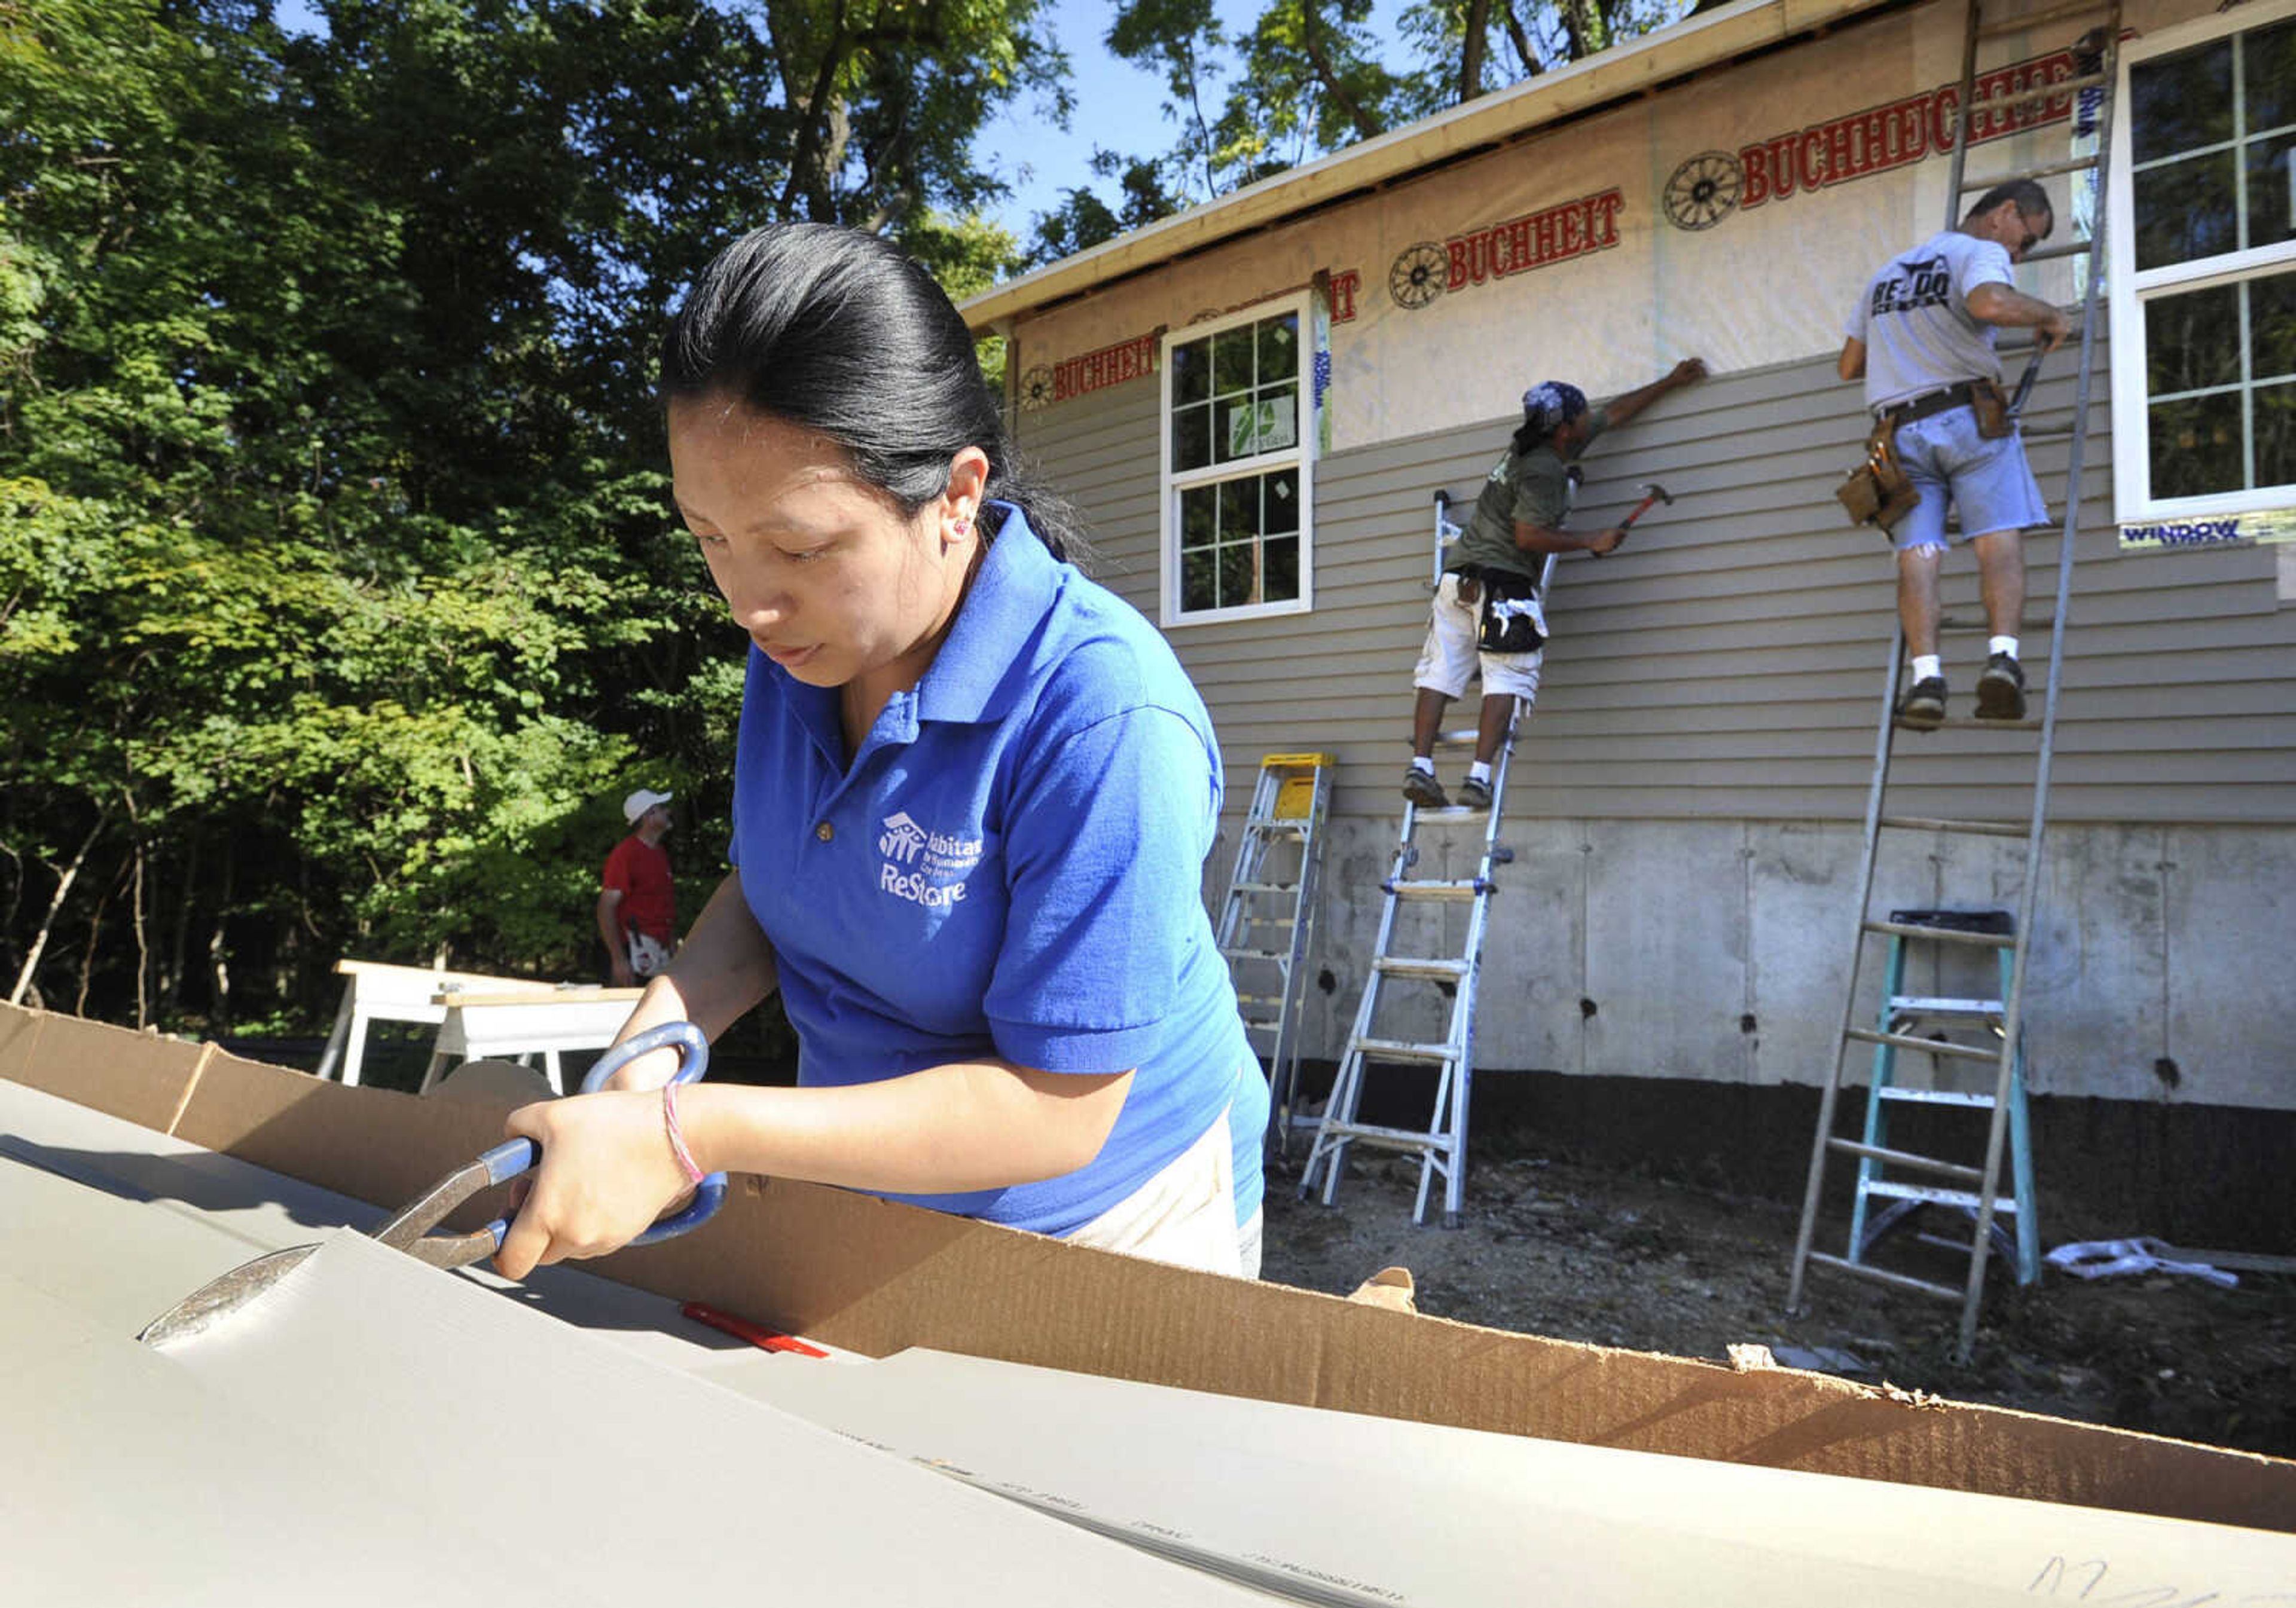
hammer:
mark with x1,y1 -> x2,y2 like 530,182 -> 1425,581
1619,481 -> 1674,531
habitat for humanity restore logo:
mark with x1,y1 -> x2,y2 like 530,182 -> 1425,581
876,811 -> 984,909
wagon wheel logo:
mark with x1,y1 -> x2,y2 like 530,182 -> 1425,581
1663,151 -> 1743,231
1388,241 -> 1448,310
1019,364 -> 1055,411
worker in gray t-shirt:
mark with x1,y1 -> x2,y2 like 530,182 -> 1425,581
1840,179 -> 2071,729
1404,359 -> 1705,812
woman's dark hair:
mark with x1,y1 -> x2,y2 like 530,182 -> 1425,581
660,224 -> 1085,564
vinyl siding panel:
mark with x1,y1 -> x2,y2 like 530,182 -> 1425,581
1018,337 -> 2296,826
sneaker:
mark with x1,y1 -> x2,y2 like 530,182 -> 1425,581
1457,775 -> 1494,811
1975,652 -> 2028,721
1402,766 -> 1449,809
1895,675 -> 1948,728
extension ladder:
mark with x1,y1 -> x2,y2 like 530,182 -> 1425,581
1788,0 -> 2121,1358
1214,752 -> 1335,1150
1299,492 -> 1554,1226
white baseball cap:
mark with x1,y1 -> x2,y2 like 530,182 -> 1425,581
622,788 -> 673,824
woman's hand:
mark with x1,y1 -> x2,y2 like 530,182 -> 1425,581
494,1091 -> 693,1280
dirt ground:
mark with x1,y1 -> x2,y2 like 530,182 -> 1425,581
1259,1141 -> 2296,1462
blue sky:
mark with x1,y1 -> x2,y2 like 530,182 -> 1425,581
270,0 -> 1344,241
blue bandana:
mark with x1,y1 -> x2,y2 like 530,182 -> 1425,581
1519,381 -> 1587,437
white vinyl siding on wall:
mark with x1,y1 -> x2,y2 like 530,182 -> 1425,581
2108,0 -> 2296,521
1021,342 -> 2296,828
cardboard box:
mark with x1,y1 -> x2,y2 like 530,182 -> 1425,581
7,1001 -> 2291,1533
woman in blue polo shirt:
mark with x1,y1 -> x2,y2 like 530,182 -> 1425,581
495,224 -> 1268,1282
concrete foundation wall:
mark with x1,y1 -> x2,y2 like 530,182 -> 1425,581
1239,817 -> 2295,1112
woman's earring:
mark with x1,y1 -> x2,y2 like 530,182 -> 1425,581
951,516 -> 972,539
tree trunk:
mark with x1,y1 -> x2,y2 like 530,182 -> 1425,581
8,811 -> 108,1008
774,0 -> 851,221
1299,0 -> 1382,140
164,828 -> 200,1014
75,876 -> 114,1018
1459,0 -> 1492,101
1500,0 -> 1542,76
207,833 -> 235,1035
132,837 -> 151,1030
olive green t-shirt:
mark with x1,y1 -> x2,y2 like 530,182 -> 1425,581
1445,407 -> 1611,583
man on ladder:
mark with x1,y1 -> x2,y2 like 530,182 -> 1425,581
1403,362 -> 1705,810
1839,180 -> 2071,728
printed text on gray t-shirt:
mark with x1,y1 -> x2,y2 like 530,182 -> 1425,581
1845,231 -> 2014,411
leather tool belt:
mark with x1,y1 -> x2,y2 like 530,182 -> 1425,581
1880,377 -> 2012,439
1835,416 -> 1920,535
1466,566 -> 1547,653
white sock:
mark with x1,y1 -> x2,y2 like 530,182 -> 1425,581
1467,760 -> 1492,785
1410,756 -> 1435,776
1989,636 -> 2019,659
1912,654 -> 1942,683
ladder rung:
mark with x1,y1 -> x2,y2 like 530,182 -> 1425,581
1806,1251 -> 1964,1303
1827,1137 -> 1984,1182
1375,956 -> 1471,980
1432,729 -> 1483,748
1957,151 -> 2101,190
1348,1035 -> 1457,1063
1863,918 -> 2016,949
1879,814 -> 2029,838
1313,1119 -> 1456,1154
1245,821 -> 1309,838
2021,238 -> 2095,265
1965,71 -> 2108,121
1412,806 -> 1492,824
1386,880 -> 1486,901
1887,994 -> 2004,1017
1900,714 -> 2045,732
1877,1086 -> 1999,1109
1219,947 -> 1288,962
1240,1018 -> 1282,1035
1863,1179 -> 2019,1213
1975,0 -> 2114,39
1232,881 -> 1296,895
1845,1026 -> 2002,1063
1935,614 -> 2056,631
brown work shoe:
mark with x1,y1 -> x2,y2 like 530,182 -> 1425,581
1402,766 -> 1449,808
1975,653 -> 2028,721
1895,675 -> 1948,729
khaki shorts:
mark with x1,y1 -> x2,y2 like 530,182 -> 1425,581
1412,573 -> 1543,702
1067,1106 -> 1263,1279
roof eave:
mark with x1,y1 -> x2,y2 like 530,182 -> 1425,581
960,0 -> 1901,331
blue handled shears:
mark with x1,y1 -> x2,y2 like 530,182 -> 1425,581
370,1020 -> 728,1268
139,1021 -> 728,1349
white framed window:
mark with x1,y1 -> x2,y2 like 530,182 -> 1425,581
1158,294 -> 1315,626
2106,0 -> 2296,525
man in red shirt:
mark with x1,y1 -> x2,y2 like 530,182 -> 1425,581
597,788 -> 676,986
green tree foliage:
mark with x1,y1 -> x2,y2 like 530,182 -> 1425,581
1027,146 -> 1187,265
0,0 -> 1041,1038
1046,0 -> 1688,241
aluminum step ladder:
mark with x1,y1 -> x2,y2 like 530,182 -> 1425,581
1299,492 -> 1555,1226
1788,0 -> 2120,1359
1214,751 -> 1336,1152
1843,907 -> 2041,1285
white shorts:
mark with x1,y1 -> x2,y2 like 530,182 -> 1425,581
1067,1105 -> 1262,1279
1412,573 -> 1544,702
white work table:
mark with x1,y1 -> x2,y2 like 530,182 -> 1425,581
415,988 -> 643,1096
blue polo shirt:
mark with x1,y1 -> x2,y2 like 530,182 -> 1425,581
729,505 -> 1266,1236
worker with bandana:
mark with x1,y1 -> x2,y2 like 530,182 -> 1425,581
1406,360 -> 1706,811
